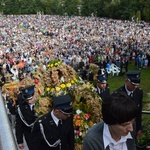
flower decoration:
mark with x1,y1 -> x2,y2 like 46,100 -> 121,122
74,109 -> 94,144
45,77 -> 79,97
47,60 -> 62,68
33,60 -> 82,117
43,60 -> 80,97
72,82 -> 102,150
33,60 -> 102,150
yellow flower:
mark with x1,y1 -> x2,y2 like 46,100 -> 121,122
55,63 -> 58,66
71,80 -> 75,84
74,78 -> 77,82
46,87 -> 50,91
60,84 -> 66,89
47,64 -> 50,67
50,64 -> 54,67
66,83 -> 71,87
51,88 -> 55,92
55,87 -> 61,91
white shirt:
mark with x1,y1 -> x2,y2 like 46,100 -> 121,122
103,123 -> 132,150
51,110 -> 60,126
29,104 -> 35,111
125,85 -> 133,96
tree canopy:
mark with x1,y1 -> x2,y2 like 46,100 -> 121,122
0,0 -> 150,21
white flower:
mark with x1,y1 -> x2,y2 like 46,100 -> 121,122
85,125 -> 89,129
79,132 -> 82,136
76,109 -> 82,115
60,76 -> 65,82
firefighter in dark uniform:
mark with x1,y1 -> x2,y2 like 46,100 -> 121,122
29,94 -> 74,150
114,71 -> 143,139
96,74 -> 110,100
15,85 -> 37,149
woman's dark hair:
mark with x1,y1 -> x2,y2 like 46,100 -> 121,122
102,91 -> 138,125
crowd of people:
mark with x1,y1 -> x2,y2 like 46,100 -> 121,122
0,14 -> 149,150
0,15 -> 150,83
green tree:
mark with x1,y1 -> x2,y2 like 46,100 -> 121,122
81,0 -> 100,16
0,0 -> 150,21
140,0 -> 150,21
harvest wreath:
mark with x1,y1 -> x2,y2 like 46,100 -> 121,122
2,60 -> 102,150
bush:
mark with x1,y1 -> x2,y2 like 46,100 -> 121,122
137,114 -> 150,148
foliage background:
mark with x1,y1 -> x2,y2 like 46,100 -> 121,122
0,0 -> 150,21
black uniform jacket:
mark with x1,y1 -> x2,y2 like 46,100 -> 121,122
115,85 -> 143,132
15,102 -> 37,144
29,112 -> 74,150
96,86 -> 110,100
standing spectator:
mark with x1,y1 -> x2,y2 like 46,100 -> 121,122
88,55 -> 93,63
83,92 -> 138,150
18,69 -> 24,81
135,54 -> 142,70
27,64 -> 34,73
29,94 -> 74,150
97,54 -> 102,66
80,66 -> 88,80
143,55 -> 149,69
0,74 -> 6,85
114,71 -> 143,139
15,85 -> 37,150
88,70 -> 94,83
78,58 -> 85,70
7,96 -> 16,128
10,66 -> 19,81
6,60 -> 12,74
95,74 -> 110,100
120,56 -> 129,75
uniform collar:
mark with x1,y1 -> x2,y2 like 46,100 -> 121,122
103,123 -> 132,149
97,86 -> 104,93
51,110 -> 60,126
125,85 -> 133,96
29,104 -> 34,110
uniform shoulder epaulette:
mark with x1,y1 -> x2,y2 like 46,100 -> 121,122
38,119 -> 42,123
38,115 -> 47,123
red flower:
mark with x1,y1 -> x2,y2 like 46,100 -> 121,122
34,78 -> 39,84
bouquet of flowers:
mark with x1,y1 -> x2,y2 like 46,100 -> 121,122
74,109 -> 94,144
72,82 -> 102,150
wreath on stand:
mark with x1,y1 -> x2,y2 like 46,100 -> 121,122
33,60 -> 102,150
2,60 -> 102,150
